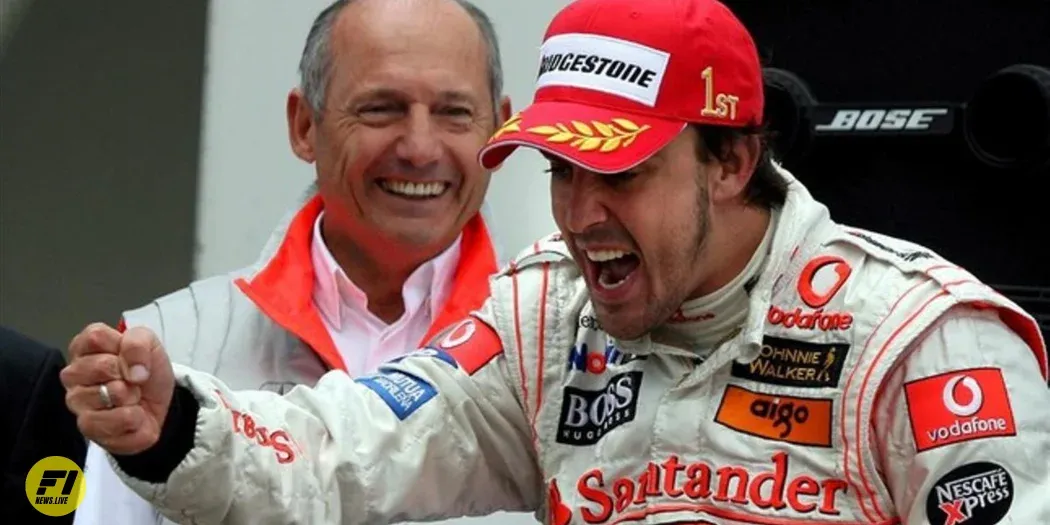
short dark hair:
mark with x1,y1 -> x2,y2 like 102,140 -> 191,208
690,123 -> 788,209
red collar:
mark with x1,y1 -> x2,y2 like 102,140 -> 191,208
234,195 -> 498,372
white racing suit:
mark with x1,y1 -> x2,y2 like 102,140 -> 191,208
76,183 -> 505,525
108,172 -> 1050,525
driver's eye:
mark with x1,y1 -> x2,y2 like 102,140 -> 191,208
544,164 -> 572,179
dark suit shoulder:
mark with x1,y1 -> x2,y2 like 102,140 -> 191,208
0,326 -> 85,525
0,326 -> 66,378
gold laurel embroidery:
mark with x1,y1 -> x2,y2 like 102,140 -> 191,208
489,112 -> 523,142
525,118 -> 650,152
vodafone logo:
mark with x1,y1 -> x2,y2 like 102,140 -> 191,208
439,319 -> 476,349
797,256 -> 852,308
768,256 -> 853,332
943,375 -> 983,417
904,368 -> 1017,452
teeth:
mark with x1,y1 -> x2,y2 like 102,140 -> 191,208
380,180 -> 448,197
598,272 -> 630,289
585,249 -> 631,262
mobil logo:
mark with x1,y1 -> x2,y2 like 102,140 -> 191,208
567,342 -> 642,374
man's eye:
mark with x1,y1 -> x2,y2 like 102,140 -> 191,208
439,106 -> 475,121
544,164 -> 572,179
608,171 -> 638,184
360,104 -> 396,114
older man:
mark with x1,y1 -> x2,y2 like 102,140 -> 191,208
72,0 -> 509,523
64,0 -> 1050,524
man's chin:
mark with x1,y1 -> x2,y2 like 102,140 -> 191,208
591,307 -> 650,342
371,215 -> 458,247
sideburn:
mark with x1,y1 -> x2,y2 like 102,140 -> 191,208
692,173 -> 711,262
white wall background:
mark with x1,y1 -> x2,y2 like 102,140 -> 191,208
195,0 -> 567,278
195,1 -> 571,523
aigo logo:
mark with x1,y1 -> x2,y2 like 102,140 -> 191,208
768,256 -> 854,331
714,384 -> 834,447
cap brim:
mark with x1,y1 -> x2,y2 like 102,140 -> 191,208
479,101 -> 686,174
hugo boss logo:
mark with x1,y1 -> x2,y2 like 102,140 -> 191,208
214,389 -> 297,463
556,371 -> 643,446
926,462 -> 1013,525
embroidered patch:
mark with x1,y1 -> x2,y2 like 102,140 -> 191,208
715,384 -> 834,447
424,317 -> 502,375
904,367 -> 1016,452
731,336 -> 850,388
925,461 -> 1013,525
357,371 -> 437,420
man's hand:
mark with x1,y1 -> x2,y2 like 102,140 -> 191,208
61,323 -> 175,455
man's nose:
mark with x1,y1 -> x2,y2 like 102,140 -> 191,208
564,170 -> 610,234
396,106 -> 442,167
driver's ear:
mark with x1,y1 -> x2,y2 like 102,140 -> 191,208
709,134 -> 760,203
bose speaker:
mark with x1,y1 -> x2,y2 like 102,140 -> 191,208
725,0 -> 1050,340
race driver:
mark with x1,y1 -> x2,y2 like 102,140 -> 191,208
61,0 -> 1050,524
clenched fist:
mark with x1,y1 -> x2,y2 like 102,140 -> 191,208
61,323 -> 175,455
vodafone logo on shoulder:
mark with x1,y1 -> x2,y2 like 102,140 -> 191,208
437,319 -> 476,349
420,317 -> 503,376
904,368 -> 1017,452
942,375 -> 983,417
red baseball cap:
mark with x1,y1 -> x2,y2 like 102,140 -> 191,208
479,0 -> 764,174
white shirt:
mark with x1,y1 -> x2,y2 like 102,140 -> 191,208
310,211 -> 462,375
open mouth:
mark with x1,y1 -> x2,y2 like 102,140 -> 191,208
378,179 -> 451,200
585,249 -> 641,290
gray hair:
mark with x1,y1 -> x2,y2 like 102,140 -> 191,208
297,0 -> 504,123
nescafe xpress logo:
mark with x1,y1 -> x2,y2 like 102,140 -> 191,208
926,462 -> 1013,525
768,256 -> 853,331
